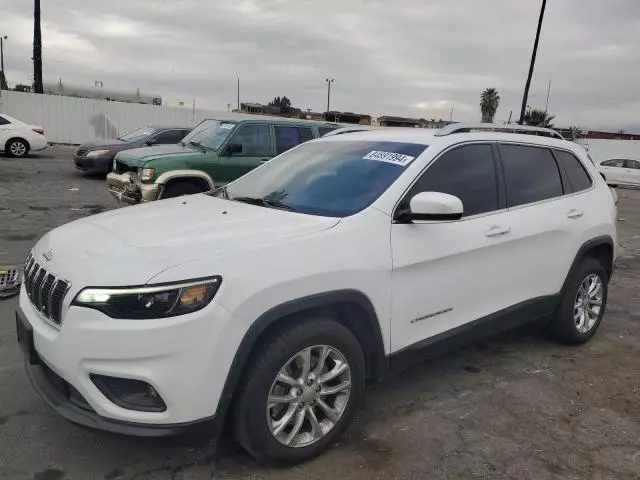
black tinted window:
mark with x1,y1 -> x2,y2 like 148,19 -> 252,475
626,160 -> 640,170
0,116 -> 10,126
554,150 -> 592,192
154,129 -> 187,144
232,125 -> 272,156
275,126 -> 314,154
602,159 -> 625,167
319,127 -> 337,136
408,144 -> 498,217
501,144 -> 563,207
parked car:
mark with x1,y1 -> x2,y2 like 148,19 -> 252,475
0,113 -> 47,158
17,123 -> 616,466
597,158 -> 640,187
74,126 -> 191,175
106,117 -> 340,203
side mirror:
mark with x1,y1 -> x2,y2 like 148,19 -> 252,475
227,143 -> 242,155
145,139 -> 159,146
396,192 -> 463,222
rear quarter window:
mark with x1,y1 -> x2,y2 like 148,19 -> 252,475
554,150 -> 592,193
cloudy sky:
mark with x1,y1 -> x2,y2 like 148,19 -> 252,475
1,0 -> 639,131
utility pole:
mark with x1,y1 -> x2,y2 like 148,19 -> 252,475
325,78 -> 334,113
33,0 -> 43,93
519,0 -> 546,124
0,36 -> 7,90
236,77 -> 240,111
544,79 -> 551,115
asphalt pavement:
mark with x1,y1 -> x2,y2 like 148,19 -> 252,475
1,146 -> 639,480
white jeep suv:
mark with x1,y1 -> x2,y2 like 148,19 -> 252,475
16,124 -> 617,465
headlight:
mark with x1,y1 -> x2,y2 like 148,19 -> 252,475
86,149 -> 111,157
72,277 -> 222,319
140,168 -> 155,182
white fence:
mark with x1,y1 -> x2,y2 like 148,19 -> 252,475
585,139 -> 640,163
0,90 -> 247,144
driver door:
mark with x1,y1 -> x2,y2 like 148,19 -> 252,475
390,143 -> 516,353
217,124 -> 274,183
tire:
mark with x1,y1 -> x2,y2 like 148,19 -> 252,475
234,317 -> 365,466
161,180 -> 205,199
5,138 -> 29,158
547,257 -> 608,345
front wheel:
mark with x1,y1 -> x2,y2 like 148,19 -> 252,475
547,257 -> 608,345
161,180 -> 205,199
234,317 -> 365,466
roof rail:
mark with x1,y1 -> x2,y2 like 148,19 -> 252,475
435,123 -> 564,140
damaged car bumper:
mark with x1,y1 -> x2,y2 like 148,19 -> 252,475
106,173 -> 161,205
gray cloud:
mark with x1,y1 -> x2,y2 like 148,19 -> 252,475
1,0 -> 638,131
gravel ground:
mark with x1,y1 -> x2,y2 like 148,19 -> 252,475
1,146 -> 639,480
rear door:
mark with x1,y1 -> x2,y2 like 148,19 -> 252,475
0,115 -> 12,147
494,143 -> 587,303
217,123 -> 274,183
274,125 -> 314,156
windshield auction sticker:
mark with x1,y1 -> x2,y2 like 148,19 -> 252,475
363,150 -> 415,167
220,123 -> 235,130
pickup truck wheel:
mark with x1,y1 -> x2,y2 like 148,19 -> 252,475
234,317 -> 365,466
6,138 -> 29,158
161,180 -> 205,199
547,257 -> 608,345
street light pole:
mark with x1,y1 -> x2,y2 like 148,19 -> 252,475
325,78 -> 334,113
519,0 -> 547,124
0,36 -> 7,90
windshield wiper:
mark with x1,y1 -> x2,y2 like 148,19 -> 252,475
188,141 -> 206,152
232,196 -> 297,212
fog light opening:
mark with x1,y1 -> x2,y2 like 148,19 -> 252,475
90,374 -> 167,412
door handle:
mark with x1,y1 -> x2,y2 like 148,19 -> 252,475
260,158 -> 270,163
485,225 -> 511,237
567,209 -> 584,219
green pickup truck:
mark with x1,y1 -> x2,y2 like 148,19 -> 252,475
106,117 -> 340,204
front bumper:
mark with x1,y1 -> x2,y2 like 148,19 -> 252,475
18,285 -> 244,432
106,172 -> 161,205
75,155 -> 113,174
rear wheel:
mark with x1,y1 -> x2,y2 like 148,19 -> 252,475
161,180 -> 205,199
547,257 -> 608,345
5,138 -> 29,158
234,317 -> 365,466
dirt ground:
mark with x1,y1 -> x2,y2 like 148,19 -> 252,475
0,146 -> 639,480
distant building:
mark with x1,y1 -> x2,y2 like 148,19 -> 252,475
239,102 -> 301,118
556,128 -> 640,141
324,111 -> 372,125
43,80 -> 162,105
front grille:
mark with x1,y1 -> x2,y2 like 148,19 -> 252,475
24,253 -> 71,326
0,267 -> 21,297
76,148 -> 88,157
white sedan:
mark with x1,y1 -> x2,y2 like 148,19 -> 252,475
598,158 -> 640,188
0,113 -> 48,158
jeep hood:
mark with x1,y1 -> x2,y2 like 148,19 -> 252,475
32,195 -> 340,287
116,144 -> 203,168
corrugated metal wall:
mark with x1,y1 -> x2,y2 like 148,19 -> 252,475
0,91 -> 233,144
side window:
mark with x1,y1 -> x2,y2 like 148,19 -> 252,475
0,116 -> 11,126
603,159 -> 625,168
275,126 -> 313,154
231,124 -> 272,156
318,126 -> 337,136
500,144 -> 563,207
406,144 -> 498,217
554,150 -> 592,193
154,129 -> 187,144
625,160 -> 640,170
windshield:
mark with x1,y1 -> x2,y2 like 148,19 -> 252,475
181,119 -> 236,150
216,140 -> 428,217
118,126 -> 156,142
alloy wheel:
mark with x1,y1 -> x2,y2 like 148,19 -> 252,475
266,345 -> 351,448
10,141 -> 27,157
574,273 -> 603,333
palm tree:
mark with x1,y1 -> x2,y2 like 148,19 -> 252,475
480,88 -> 500,123
523,108 -> 555,128
33,0 -> 43,93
